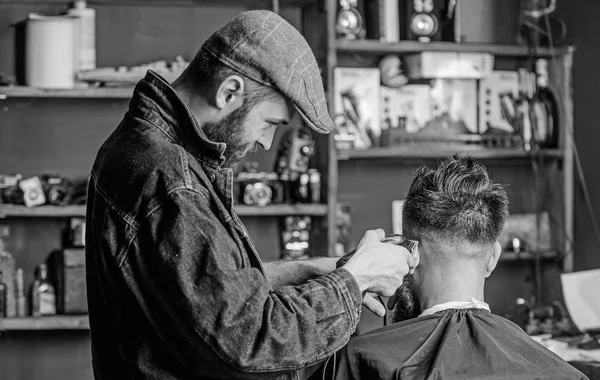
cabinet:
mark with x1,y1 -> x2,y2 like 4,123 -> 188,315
323,0 -> 575,332
0,1 -> 330,379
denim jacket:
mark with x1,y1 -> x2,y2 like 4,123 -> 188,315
85,71 -> 362,379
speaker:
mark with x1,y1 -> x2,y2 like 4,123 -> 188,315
404,0 -> 443,43
336,0 -> 366,40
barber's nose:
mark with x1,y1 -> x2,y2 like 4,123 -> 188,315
258,127 -> 276,150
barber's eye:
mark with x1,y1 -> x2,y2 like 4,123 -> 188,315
264,122 -> 277,129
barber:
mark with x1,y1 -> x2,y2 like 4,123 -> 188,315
85,10 -> 415,380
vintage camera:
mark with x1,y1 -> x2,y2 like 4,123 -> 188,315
236,164 -> 283,207
281,216 -> 312,260
0,173 -> 73,207
275,128 -> 315,176
0,174 -> 23,204
41,174 -> 72,206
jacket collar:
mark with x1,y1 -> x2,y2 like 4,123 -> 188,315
129,70 -> 227,167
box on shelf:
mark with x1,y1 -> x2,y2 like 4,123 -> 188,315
479,70 -> 520,134
48,248 -> 87,314
381,79 -> 478,146
403,52 -> 494,79
381,84 -> 431,133
0,224 -> 16,318
333,67 -> 381,149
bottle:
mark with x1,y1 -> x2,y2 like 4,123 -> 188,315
31,264 -> 56,317
535,59 -> 560,148
67,0 -> 96,71
0,270 -> 6,318
15,268 -> 26,317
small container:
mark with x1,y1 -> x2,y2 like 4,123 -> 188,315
296,173 -> 310,203
67,0 -> 96,71
31,264 -> 56,317
15,268 -> 26,317
308,169 -> 321,203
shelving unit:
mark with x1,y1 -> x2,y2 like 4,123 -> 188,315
323,0 -> 575,333
337,147 -> 565,161
0,316 -> 89,331
0,86 -> 133,99
335,39 -> 572,57
0,204 -> 328,218
0,0 -> 314,6
0,2 -> 329,379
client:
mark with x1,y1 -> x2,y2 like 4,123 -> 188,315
336,155 -> 588,380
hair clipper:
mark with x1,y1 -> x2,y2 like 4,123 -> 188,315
336,234 -> 419,269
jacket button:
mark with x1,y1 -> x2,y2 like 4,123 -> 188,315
208,173 -> 216,182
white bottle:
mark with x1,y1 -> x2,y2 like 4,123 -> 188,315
67,0 -> 96,71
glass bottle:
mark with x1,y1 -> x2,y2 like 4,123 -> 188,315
31,264 -> 56,317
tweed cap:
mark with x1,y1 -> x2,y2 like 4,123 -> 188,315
201,10 -> 333,134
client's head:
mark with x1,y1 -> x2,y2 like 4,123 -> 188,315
392,155 -> 509,322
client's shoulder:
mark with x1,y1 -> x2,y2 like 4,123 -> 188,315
348,314 -> 441,354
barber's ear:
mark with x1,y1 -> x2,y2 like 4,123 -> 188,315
215,75 -> 244,109
485,241 -> 502,278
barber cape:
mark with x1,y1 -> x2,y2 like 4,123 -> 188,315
336,302 -> 588,380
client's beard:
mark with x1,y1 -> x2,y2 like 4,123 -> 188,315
392,275 -> 421,323
202,103 -> 259,168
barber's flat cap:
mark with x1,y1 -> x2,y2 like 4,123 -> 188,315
202,10 -> 333,134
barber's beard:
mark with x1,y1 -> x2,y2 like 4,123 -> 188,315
392,275 -> 422,323
202,104 -> 259,168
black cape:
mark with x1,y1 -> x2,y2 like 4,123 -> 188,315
336,308 -> 588,380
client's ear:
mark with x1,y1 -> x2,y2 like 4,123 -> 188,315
485,241 -> 502,278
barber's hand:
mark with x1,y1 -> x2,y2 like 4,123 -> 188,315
343,229 -> 416,297
363,292 -> 386,317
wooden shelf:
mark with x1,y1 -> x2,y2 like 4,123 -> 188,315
0,0 -> 316,7
0,315 -> 89,331
0,204 -> 328,218
0,205 -> 87,218
0,86 -> 133,99
335,39 -> 573,57
337,147 -> 564,161
500,251 -> 558,262
235,204 -> 328,216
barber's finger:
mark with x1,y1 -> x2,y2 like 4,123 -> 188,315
387,292 -> 398,310
363,293 -> 386,318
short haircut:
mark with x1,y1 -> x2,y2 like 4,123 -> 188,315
403,155 -> 509,246
189,49 -> 282,108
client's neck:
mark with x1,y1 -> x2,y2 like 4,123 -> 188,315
416,264 -> 486,312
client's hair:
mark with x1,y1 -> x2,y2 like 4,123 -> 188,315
403,155 -> 509,246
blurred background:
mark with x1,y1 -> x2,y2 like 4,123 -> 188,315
0,0 -> 599,379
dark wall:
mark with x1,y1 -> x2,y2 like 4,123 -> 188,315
555,1 -> 600,271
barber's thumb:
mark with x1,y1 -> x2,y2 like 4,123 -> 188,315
363,293 -> 386,318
